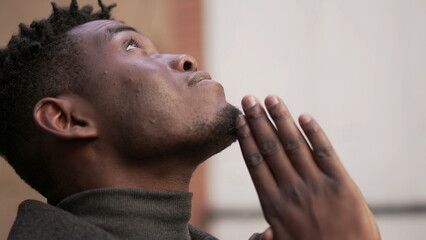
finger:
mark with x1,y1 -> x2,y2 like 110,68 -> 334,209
236,115 -> 279,201
298,114 -> 347,179
261,228 -> 274,240
241,95 -> 299,183
265,95 -> 320,180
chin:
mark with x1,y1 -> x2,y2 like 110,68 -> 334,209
164,103 -> 241,164
205,133 -> 237,159
197,103 -> 241,159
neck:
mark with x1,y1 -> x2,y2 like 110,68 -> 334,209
49,150 -> 203,203
95,144 -> 215,190
98,160 -> 197,192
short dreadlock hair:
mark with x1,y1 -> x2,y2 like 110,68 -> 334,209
0,0 -> 116,197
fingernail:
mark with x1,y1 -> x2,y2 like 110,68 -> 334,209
299,113 -> 312,124
265,95 -> 279,107
243,95 -> 257,109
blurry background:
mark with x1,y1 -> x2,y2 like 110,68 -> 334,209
1,0 -> 425,239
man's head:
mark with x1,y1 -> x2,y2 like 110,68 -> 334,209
0,1 -> 240,202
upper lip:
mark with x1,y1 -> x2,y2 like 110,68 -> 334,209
188,71 -> 212,86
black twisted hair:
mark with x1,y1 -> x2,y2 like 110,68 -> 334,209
0,0 -> 116,197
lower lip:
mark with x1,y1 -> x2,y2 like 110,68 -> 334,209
193,79 -> 219,87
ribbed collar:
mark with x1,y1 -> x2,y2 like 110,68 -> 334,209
56,188 -> 193,240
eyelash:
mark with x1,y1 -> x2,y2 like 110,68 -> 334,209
125,38 -> 140,50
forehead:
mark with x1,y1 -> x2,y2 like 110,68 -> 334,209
67,20 -> 147,42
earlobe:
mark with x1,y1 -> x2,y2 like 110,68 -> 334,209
34,97 -> 98,139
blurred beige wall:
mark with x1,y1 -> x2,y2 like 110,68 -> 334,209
0,0 -> 205,238
204,0 -> 426,239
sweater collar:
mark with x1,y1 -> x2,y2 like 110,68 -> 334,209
57,188 -> 193,240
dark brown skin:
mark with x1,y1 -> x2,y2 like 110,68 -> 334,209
32,19 -> 380,238
237,95 -> 381,239
33,20 -> 236,202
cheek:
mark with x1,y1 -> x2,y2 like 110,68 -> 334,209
120,80 -> 182,128
117,89 -> 190,155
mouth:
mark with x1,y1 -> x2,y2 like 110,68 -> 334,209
188,71 -> 213,87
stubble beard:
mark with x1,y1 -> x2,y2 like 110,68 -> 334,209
187,103 -> 242,160
122,102 -> 242,165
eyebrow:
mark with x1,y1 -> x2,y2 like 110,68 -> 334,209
105,26 -> 139,41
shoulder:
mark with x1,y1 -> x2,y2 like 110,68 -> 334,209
8,200 -> 117,240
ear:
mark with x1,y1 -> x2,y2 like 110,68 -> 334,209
33,96 -> 98,139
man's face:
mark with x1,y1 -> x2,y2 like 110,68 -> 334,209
68,20 -> 240,162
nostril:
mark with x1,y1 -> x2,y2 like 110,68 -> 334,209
183,61 -> 193,71
174,54 -> 198,72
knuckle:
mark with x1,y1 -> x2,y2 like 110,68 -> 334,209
304,123 -> 321,136
268,105 -> 290,121
246,112 -> 265,123
314,145 -> 333,160
236,124 -> 252,140
326,177 -> 354,196
245,106 -> 265,122
259,139 -> 279,157
282,137 -> 301,155
246,153 -> 263,168
329,179 -> 345,195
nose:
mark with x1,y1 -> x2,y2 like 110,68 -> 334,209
169,54 -> 198,72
